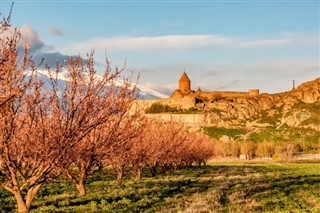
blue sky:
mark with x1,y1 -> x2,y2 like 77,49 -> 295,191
1,0 -> 319,95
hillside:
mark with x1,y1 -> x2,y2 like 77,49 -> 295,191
200,78 -> 320,142
199,78 -> 320,130
142,78 -> 320,142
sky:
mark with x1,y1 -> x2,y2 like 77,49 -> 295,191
1,0 -> 319,95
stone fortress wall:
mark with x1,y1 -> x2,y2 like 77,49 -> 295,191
132,96 -> 196,111
197,89 -> 259,99
144,113 -> 209,127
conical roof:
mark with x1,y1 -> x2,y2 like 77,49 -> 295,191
179,72 -> 190,82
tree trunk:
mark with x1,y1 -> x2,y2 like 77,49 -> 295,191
160,165 -> 167,174
117,170 -> 123,185
76,181 -> 86,196
25,184 -> 42,211
76,170 -> 86,196
149,166 -> 157,177
136,169 -> 142,181
13,191 -> 27,213
65,167 -> 87,196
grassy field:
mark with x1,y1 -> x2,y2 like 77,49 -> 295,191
1,162 -> 320,212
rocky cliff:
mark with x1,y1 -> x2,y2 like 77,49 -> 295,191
202,78 -> 320,130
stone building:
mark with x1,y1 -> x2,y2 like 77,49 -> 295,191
133,71 -> 260,112
171,71 -> 259,102
171,72 -> 193,99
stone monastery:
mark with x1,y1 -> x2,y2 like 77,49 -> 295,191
171,71 -> 259,99
136,71 -> 260,111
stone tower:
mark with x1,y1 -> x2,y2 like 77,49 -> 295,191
179,71 -> 191,92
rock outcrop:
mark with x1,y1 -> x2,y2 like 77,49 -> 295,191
201,78 -> 320,130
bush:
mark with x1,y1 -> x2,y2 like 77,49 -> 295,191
256,142 -> 274,158
186,107 -> 197,112
145,103 -> 179,113
240,141 -> 256,156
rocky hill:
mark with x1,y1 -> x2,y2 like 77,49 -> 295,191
140,78 -> 319,142
203,78 -> 320,131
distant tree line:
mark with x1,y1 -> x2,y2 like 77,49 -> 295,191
212,140 -> 320,159
145,102 -> 198,114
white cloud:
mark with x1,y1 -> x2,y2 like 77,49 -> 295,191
60,33 -> 318,55
18,24 -> 45,53
239,38 -> 293,48
2,24 -> 47,54
62,34 -> 234,54
5,24 -> 73,67
48,27 -> 63,36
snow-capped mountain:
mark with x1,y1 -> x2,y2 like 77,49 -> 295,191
127,82 -> 169,100
31,70 -> 168,100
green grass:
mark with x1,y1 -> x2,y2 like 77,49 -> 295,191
249,127 -> 320,143
203,127 -> 248,140
204,126 -> 320,143
1,163 -> 320,212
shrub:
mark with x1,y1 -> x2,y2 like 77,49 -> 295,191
240,141 -> 256,156
256,142 -> 274,158
145,103 -> 179,114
